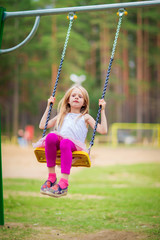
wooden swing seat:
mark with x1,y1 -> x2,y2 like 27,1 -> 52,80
34,147 -> 91,167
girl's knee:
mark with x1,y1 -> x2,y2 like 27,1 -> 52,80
45,133 -> 58,147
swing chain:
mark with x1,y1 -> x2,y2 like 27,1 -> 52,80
111,9 -> 125,59
42,12 -> 76,138
62,12 -> 75,59
88,8 -> 126,153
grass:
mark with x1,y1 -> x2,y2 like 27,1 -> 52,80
1,163 -> 160,240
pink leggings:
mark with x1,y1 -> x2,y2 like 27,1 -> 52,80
45,133 -> 76,175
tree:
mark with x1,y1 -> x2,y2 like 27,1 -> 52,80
0,0 -> 160,140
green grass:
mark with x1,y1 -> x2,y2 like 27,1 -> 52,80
1,163 -> 160,240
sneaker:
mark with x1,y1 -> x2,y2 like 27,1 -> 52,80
40,179 -> 57,195
46,184 -> 68,198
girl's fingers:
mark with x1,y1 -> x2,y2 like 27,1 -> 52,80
99,99 -> 106,104
51,96 -> 55,100
99,99 -> 106,109
48,96 -> 56,104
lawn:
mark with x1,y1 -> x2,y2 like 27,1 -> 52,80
1,163 -> 160,240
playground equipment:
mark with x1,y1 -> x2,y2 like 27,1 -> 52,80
34,8 -> 126,167
0,115 -> 4,226
1,1 -> 160,54
111,123 -> 160,147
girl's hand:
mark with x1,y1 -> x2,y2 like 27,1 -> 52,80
99,99 -> 106,110
47,96 -> 56,106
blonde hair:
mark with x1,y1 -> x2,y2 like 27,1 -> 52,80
56,85 -> 89,129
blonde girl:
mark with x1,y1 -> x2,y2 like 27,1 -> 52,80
37,85 -> 107,198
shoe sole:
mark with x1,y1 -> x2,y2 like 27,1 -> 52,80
40,190 -> 49,195
46,191 -> 67,198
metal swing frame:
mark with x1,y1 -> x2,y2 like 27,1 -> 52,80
1,1 -> 160,55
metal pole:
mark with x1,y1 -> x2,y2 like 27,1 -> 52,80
0,7 -> 5,226
0,111 -> 4,226
0,7 -> 5,46
0,16 -> 40,54
3,0 -> 160,20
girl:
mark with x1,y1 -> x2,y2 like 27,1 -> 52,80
38,85 -> 107,198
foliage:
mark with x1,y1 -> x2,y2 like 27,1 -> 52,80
0,0 -> 160,136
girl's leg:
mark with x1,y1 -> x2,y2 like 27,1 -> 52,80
60,139 -> 76,175
58,139 -> 76,189
45,133 -> 60,169
44,138 -> 76,197
41,133 -> 59,193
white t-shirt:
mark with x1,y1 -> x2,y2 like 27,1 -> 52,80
58,113 -> 88,143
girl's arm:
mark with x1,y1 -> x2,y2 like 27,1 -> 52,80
39,96 -> 57,129
85,99 -> 108,134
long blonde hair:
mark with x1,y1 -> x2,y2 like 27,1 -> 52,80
56,85 -> 89,129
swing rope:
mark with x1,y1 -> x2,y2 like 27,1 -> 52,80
42,13 -> 76,137
88,8 -> 127,153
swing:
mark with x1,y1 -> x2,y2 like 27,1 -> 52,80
34,9 -> 127,167
34,148 -> 91,167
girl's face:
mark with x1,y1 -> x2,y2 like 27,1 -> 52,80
68,88 -> 84,110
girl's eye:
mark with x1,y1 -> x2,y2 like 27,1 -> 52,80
79,95 -> 82,98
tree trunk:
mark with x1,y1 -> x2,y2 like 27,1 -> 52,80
157,21 -> 160,122
143,18 -> 150,123
5,104 -> 10,138
90,42 -> 96,79
51,16 -> 58,94
85,42 -> 96,79
12,19 -> 19,137
136,10 -> 143,123
21,54 -> 29,129
13,62 -> 19,137
100,17 -> 110,85
122,30 -> 129,122
114,50 -> 123,122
